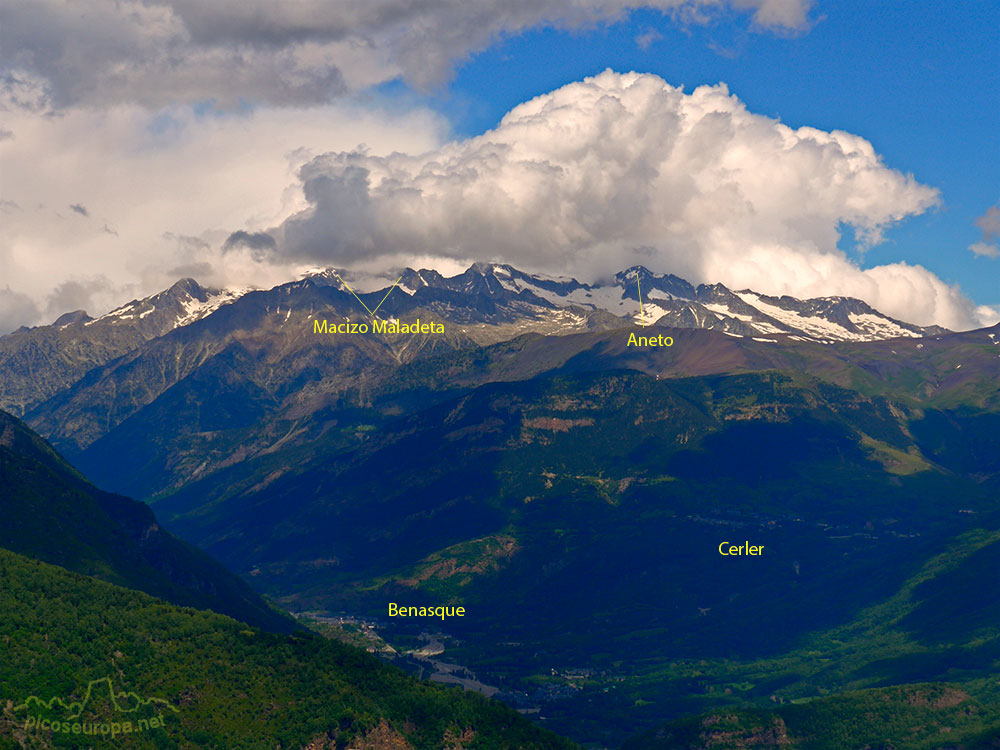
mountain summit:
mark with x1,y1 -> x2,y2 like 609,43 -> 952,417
0,278 -> 246,416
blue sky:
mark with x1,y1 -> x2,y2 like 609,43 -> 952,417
396,1 -> 998,307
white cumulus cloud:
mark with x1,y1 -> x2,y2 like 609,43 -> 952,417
0,286 -> 41,334
0,101 -> 446,332
970,204 -> 1000,258
268,70 -> 988,329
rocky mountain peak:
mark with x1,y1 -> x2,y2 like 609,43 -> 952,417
52,310 -> 93,328
616,266 -> 697,300
163,277 -> 210,300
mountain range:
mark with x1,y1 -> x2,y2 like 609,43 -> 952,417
0,263 -> 969,499
0,262 -> 948,419
2,262 -> 998,748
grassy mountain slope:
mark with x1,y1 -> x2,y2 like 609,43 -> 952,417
157,367 -> 995,607
0,548 -> 576,750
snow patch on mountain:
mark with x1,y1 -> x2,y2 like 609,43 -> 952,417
173,287 -> 247,328
84,280 -> 248,331
847,312 -> 920,340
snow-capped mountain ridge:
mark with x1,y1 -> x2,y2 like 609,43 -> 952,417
0,278 -> 251,417
82,278 -> 248,332
328,262 -> 945,343
19,262 -> 943,352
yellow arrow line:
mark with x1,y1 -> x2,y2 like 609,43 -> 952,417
637,275 -> 645,326
371,276 -> 403,317
331,272 -> 375,317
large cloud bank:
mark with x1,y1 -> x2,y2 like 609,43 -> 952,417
1,0 -> 811,109
0,102 -> 446,334
269,70 -> 990,330
0,0 -> 824,335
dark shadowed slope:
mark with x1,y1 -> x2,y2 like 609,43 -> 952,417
0,409 -> 296,634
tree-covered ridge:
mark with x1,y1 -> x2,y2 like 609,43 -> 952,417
623,685 -> 1000,749
0,409 -> 295,633
0,548 -> 576,750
